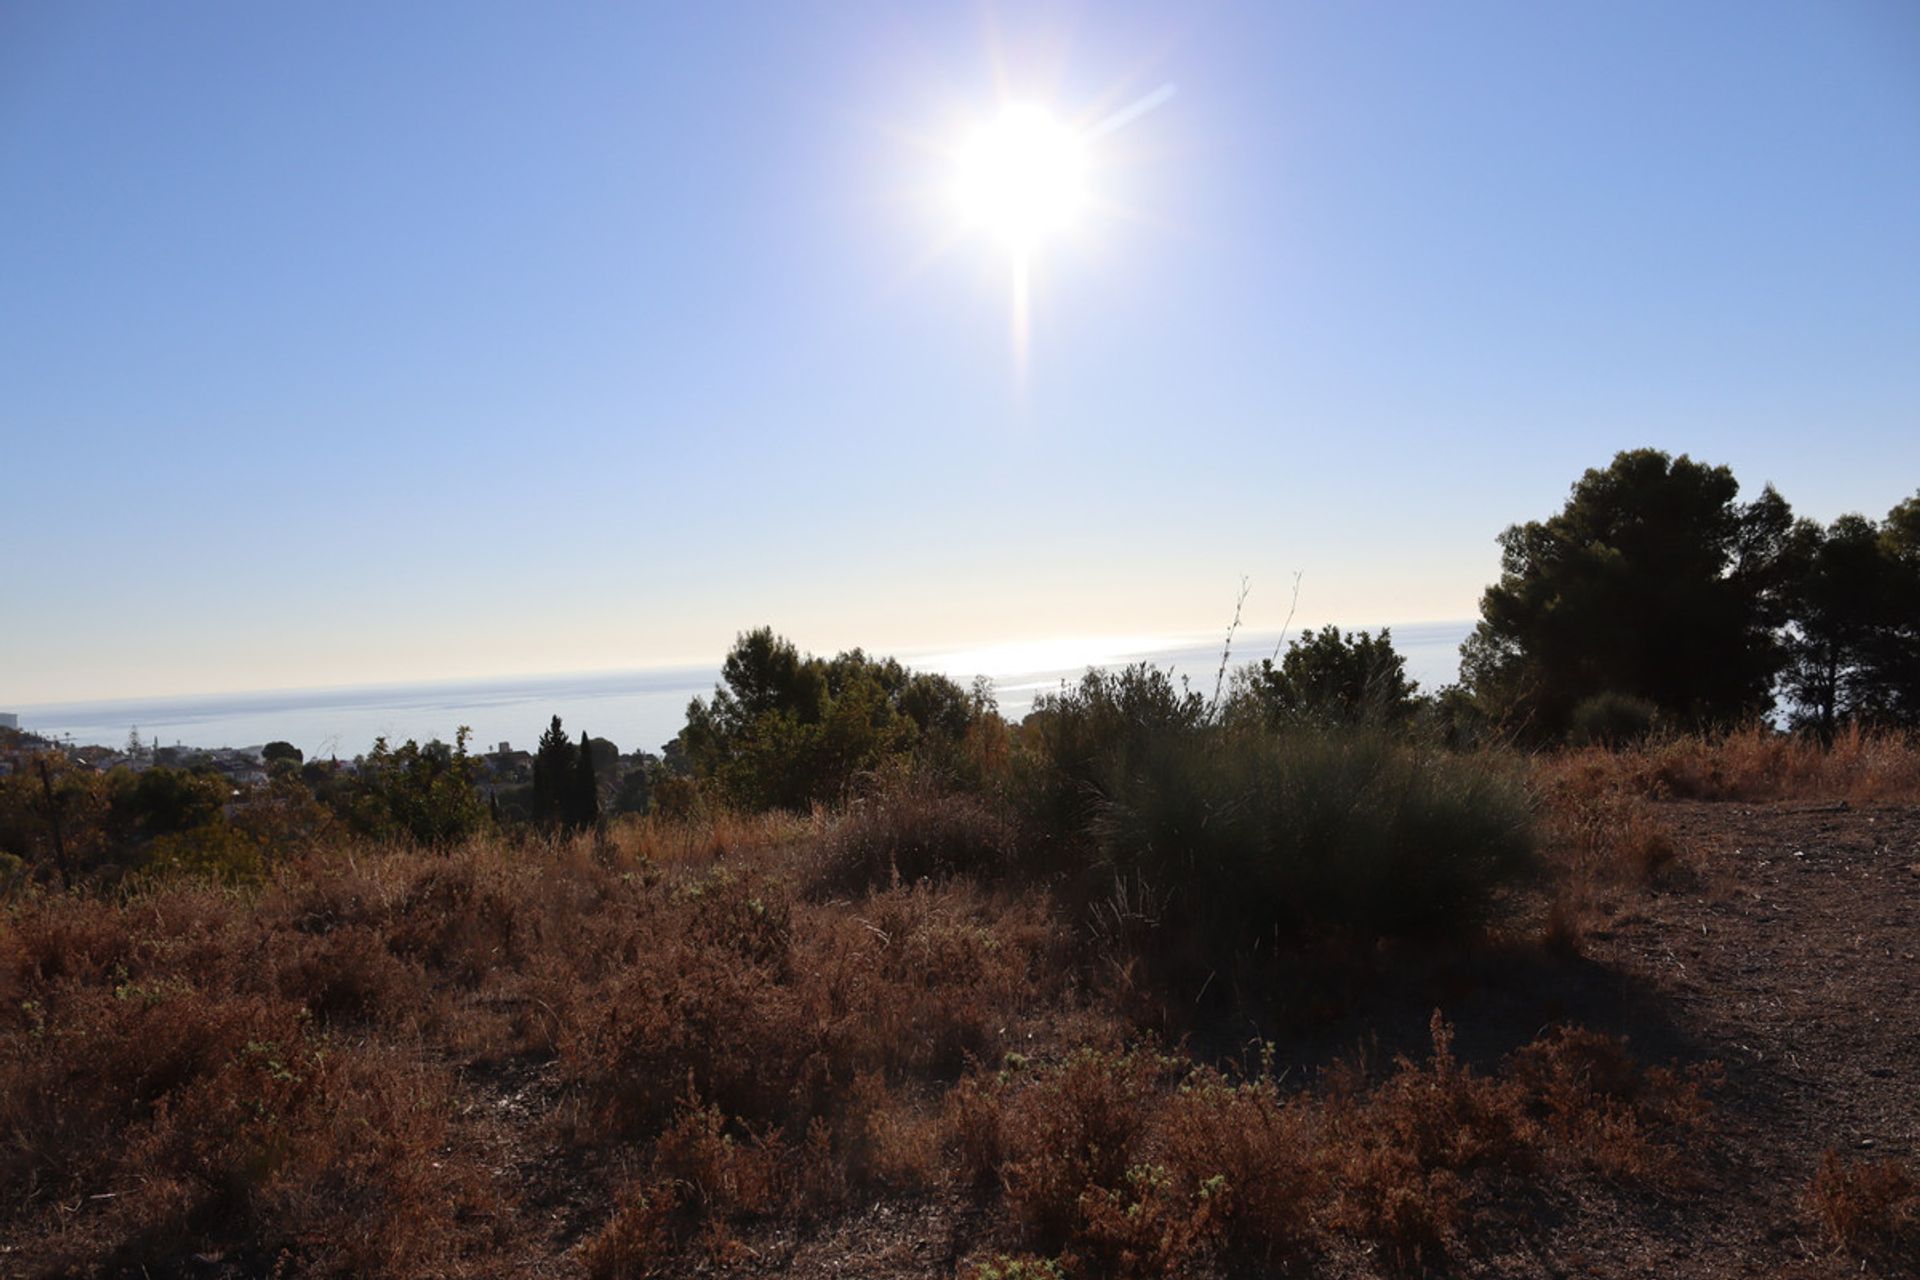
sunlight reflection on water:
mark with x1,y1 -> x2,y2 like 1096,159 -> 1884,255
16,622 -> 1472,758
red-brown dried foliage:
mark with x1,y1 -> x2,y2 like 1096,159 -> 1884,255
1808,1150 -> 1920,1264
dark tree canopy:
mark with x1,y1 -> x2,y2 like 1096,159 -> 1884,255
1462,449 -> 1795,739
1781,492 -> 1920,736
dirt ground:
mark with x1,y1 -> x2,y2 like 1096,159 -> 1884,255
1548,801 -> 1920,1277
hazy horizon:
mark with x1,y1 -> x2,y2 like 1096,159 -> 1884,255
6,2 -> 1916,707
7,620 -> 1479,757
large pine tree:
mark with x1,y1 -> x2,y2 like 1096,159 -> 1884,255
1462,450 -> 1798,740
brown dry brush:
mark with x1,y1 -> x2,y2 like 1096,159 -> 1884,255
1,785 -> 1722,1278
940,1014 -> 1716,1277
1808,1149 -> 1920,1266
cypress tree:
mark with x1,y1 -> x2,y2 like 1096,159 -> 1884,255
532,715 -> 576,828
571,730 -> 600,830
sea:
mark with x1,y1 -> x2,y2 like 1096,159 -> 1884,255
12,622 -> 1474,759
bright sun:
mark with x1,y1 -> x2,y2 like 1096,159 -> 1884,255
954,105 -> 1087,252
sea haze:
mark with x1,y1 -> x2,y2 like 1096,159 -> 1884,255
13,622 -> 1474,758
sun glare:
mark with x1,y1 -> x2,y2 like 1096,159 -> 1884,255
954,104 -> 1087,251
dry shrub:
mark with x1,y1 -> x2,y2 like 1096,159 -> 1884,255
1321,1015 -> 1537,1267
809,775 -> 1016,896
948,1015 -> 1713,1275
0,980 -> 495,1277
653,1099 -> 782,1218
1155,1066 -> 1323,1269
1075,1159 -> 1229,1278
1537,783 -> 1696,892
0,799 -> 1721,1278
1322,1018 -> 1715,1267
1809,1150 -> 1919,1262
578,1178 -> 683,1280
998,1048 -> 1168,1241
945,1069 -> 1011,1191
967,1255 -> 1067,1280
560,871 -> 1068,1143
830,1070 -> 940,1193
1512,1026 -> 1717,1185
275,925 -> 428,1028
1534,765 -> 1700,946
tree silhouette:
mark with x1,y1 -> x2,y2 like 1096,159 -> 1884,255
570,730 -> 599,831
1463,449 -> 1796,740
531,715 -> 577,829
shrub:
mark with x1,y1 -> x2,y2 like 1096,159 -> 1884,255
1229,626 -> 1420,729
1566,691 -> 1660,748
809,775 -> 1016,895
679,628 -> 997,811
578,1179 -> 683,1280
143,820 -> 267,885
1091,728 -> 1535,961
998,1048 -> 1167,1242
1013,664 -> 1208,849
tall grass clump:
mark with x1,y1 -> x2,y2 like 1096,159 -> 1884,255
808,771 -> 1017,896
1090,728 -> 1535,957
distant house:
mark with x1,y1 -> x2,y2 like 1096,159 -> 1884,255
0,713 -> 18,730
483,749 -> 534,785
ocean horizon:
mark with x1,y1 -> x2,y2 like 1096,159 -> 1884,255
11,622 -> 1475,759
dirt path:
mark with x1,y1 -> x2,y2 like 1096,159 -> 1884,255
1564,801 -> 1920,1277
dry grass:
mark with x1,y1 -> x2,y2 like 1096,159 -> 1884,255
611,806 -> 818,868
1809,1150 -> 1919,1264
807,774 -> 1017,896
1536,723 -> 1920,806
1526,725 -> 1920,950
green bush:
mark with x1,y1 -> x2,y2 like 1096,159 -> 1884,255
331,731 -> 490,846
680,627 -> 997,811
1013,664 -> 1208,850
1090,728 -> 1534,950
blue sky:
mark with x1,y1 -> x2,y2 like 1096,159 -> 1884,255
4,1 -> 1917,703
